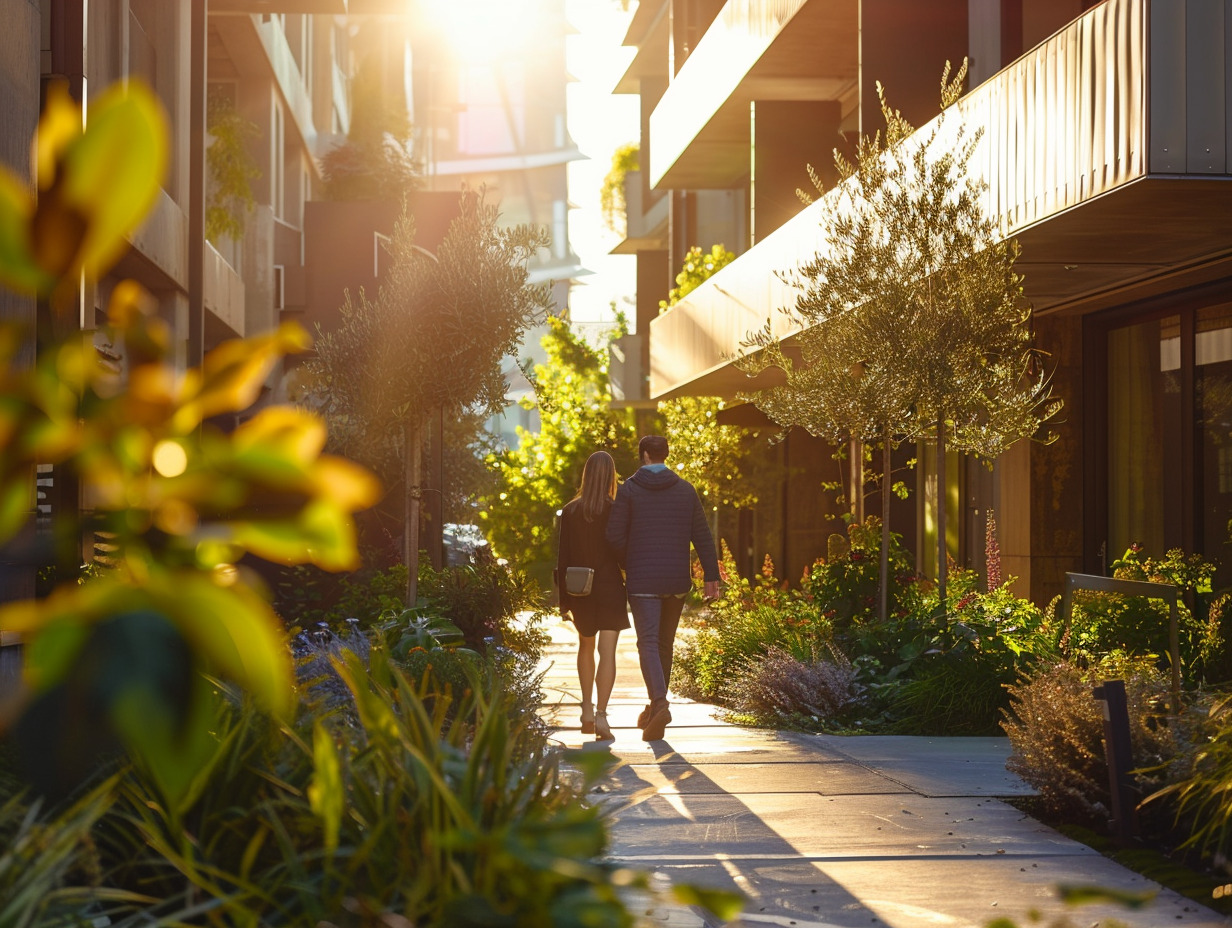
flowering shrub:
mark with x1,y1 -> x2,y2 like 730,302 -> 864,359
677,518 -> 1055,734
675,546 -> 832,702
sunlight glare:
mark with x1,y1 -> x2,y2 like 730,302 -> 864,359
419,0 -> 541,64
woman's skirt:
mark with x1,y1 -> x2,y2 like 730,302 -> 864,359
567,579 -> 629,636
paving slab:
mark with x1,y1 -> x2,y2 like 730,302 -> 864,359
617,853 -> 1228,928
541,700 -> 725,730
605,761 -> 909,797
552,727 -> 853,766
803,733 -> 1035,798
534,614 -> 1232,927
608,793 -> 1080,861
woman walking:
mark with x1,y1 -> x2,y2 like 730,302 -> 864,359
556,450 -> 628,741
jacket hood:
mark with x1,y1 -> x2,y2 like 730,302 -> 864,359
629,466 -> 681,491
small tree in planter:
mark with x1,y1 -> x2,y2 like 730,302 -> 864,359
311,192 -> 551,604
741,60 -> 1059,606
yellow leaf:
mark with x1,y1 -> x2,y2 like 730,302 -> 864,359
194,323 -> 311,420
311,455 -> 381,511
34,83 -> 81,192
233,406 -> 327,465
66,82 -> 168,279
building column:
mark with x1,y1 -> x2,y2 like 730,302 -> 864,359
750,100 -> 841,244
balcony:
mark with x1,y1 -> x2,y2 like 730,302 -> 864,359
647,0 -> 858,189
204,243 -> 246,342
612,169 -> 668,255
649,0 -> 1232,398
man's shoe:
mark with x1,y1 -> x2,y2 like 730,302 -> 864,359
641,701 -> 671,741
636,703 -> 652,729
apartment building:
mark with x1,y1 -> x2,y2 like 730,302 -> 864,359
0,1 -> 468,592
615,0 -> 1232,603
407,0 -> 583,447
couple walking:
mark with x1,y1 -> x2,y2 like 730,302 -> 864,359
556,435 -> 721,742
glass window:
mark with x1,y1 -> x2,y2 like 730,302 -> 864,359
1199,304 -> 1232,588
1107,315 -> 1184,563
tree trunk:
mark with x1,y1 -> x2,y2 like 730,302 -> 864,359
849,436 -> 864,523
404,419 -> 425,606
936,417 -> 947,606
880,426 -> 891,624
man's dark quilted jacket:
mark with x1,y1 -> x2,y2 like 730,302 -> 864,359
605,466 -> 721,595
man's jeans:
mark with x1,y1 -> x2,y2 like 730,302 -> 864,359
628,594 -> 686,702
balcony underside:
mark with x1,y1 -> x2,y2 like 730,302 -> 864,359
648,0 -> 858,189
210,0 -> 348,12
650,176 -> 1232,400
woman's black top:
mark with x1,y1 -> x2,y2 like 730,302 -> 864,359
556,498 -> 629,635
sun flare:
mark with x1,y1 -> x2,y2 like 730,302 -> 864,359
418,0 -> 543,64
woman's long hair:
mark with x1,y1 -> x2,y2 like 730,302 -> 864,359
572,450 -> 617,522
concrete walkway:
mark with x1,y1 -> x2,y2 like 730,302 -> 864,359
537,618 -> 1231,928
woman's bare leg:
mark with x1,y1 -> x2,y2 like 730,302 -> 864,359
595,630 -> 620,712
577,633 -> 596,710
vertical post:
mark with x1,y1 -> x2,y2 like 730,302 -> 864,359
936,420 -> 947,604
880,426 -> 891,623
188,0 -> 206,370
1092,681 -> 1137,842
1169,595 -> 1182,718
405,420 -> 423,606
436,404 -> 445,568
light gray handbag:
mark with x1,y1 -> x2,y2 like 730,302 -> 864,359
565,566 -> 594,596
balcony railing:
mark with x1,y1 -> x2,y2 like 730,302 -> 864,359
649,0 -> 1194,398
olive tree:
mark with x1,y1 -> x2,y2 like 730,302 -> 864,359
312,192 -> 551,603
741,61 -> 1059,607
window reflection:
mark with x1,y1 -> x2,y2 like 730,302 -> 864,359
1199,304 -> 1232,590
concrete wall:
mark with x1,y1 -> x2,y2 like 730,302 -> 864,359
0,0 -> 39,346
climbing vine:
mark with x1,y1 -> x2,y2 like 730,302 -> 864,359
600,142 -> 639,233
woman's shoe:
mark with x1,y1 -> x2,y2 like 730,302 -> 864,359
594,710 -> 613,741
580,701 -> 595,735
641,700 -> 671,741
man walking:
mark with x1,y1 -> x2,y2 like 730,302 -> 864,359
606,435 -> 721,741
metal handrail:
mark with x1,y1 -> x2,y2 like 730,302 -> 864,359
1060,571 -> 1181,715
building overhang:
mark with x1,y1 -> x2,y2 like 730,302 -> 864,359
647,0 -> 858,189
650,0 -> 1232,399
210,0 -> 349,12
614,0 -> 668,95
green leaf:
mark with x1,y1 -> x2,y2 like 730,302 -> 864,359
308,720 -> 344,854
670,883 -> 745,920
138,571 -> 293,718
1057,884 -> 1157,909
111,656 -> 218,813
